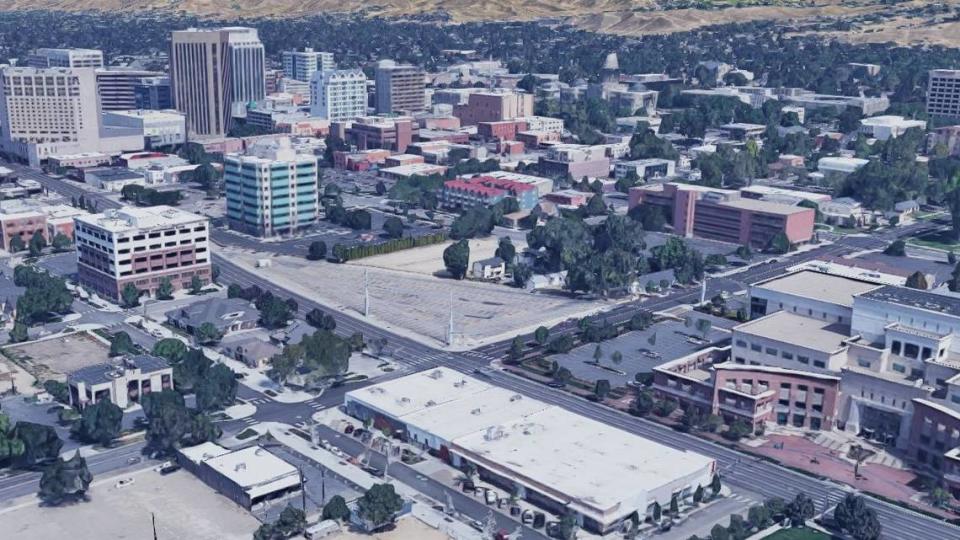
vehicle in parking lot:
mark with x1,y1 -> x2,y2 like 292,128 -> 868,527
159,464 -> 181,475
115,478 -> 135,488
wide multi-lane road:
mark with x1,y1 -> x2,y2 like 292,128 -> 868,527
19,163 -> 960,539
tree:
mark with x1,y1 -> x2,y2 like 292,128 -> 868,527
710,473 -> 722,497
357,483 -> 404,530
557,511 -> 578,540
883,239 -> 906,256
723,420 -> 752,441
306,308 -> 337,331
307,240 -> 327,261
950,251 -> 958,265
42,380 -> 70,404
765,231 -> 791,254
930,487 -> 951,509
8,322 -> 28,343
443,239 -> 470,279
508,336 -> 524,362
155,277 -> 174,300
275,505 -> 307,537
121,283 -> 141,308
12,422 -> 62,467
670,492 -> 680,515
258,295 -> 293,329
512,263 -> 532,288
786,493 -> 815,527
834,493 -> 882,540
747,504 -> 772,529
735,245 -> 753,260
951,262 -> 960,293
38,452 -> 92,505
28,231 -> 46,257
193,363 -> 238,413
592,344 -> 603,362
695,318 -> 713,339
0,413 -> 25,466
727,514 -> 749,540
594,379 -> 611,400
534,326 -> 550,345
383,216 -> 404,239
195,322 -> 223,345
323,494 -> 351,521
9,235 -> 25,253
142,390 -> 192,455
495,237 -> 517,266
152,338 -> 188,362
51,233 -> 72,252
631,390 -> 655,417
189,275 -> 204,295
611,350 -> 623,364
71,400 -> 123,446
693,485 -> 705,505
905,271 -> 928,290
652,501 -> 662,522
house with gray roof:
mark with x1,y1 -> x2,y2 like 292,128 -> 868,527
166,297 -> 259,338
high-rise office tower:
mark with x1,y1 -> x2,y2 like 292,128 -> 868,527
170,27 -> 265,138
375,60 -> 426,114
27,48 -> 104,69
928,69 -> 960,121
281,48 -> 335,83
96,69 -> 162,111
310,69 -> 367,121
134,76 -> 173,110
0,67 -> 100,150
224,138 -> 319,237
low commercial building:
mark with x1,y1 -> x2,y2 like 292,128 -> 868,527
177,443 -> 301,510
629,182 -> 815,249
613,159 -> 675,181
67,355 -> 173,409
48,152 -> 112,170
543,190 -> 592,208
472,257 -> 505,279
83,167 -> 147,192
336,116 -> 418,153
440,175 -> 538,210
0,201 -> 47,251
121,152 -> 199,184
719,123 -> 766,141
749,270 -> 882,323
739,185 -> 830,207
378,163 -> 446,180
859,115 -> 926,141
732,311 -> 853,374
483,171 -> 554,197
75,206 -> 211,301
345,368 -> 715,534
817,156 -> 869,183
101,109 -> 187,148
165,297 -> 259,337
537,144 -> 610,180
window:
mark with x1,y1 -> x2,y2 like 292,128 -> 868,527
751,343 -> 761,352
798,356 -> 810,365
813,360 -> 826,368
782,351 -> 794,360
904,343 -> 920,358
857,359 -> 872,368
891,340 -> 901,355
892,363 -> 906,373
735,340 -> 747,347
765,347 -> 778,356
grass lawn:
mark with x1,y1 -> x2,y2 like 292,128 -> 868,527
764,528 -> 838,540
907,230 -> 960,251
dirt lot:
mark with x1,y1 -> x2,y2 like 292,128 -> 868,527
0,468 -> 261,540
226,247 -> 612,349
331,516 -> 451,540
2,331 -> 111,382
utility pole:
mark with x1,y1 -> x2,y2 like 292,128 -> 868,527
299,467 -> 306,513
321,467 -> 326,506
152,513 -> 158,540
363,269 -> 370,317
446,290 -> 455,346
700,278 -> 707,305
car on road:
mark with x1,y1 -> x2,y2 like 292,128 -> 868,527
159,464 -> 180,475
547,381 -> 565,388
127,456 -> 141,465
115,478 -> 135,488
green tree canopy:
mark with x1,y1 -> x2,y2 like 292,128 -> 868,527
357,483 -> 404,530
443,239 -> 470,279
38,452 -> 92,505
71,400 -> 123,446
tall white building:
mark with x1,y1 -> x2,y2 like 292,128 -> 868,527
75,206 -> 211,302
224,137 -> 320,237
0,67 -> 143,165
928,70 -> 960,121
27,48 -> 104,69
281,48 -> 335,83
170,27 -> 265,138
309,69 -> 367,121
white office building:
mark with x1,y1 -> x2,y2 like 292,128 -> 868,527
282,48 -> 335,83
101,109 -> 187,147
928,69 -> 960,120
27,48 -> 104,68
309,69 -> 367,121
224,137 -> 320,236
859,115 -> 927,141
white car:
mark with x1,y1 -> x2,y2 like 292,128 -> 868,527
115,478 -> 135,489
153,461 -> 173,472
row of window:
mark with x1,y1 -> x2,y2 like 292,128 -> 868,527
736,340 -> 827,369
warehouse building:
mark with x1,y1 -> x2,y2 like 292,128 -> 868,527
177,443 -> 301,510
344,368 -> 716,534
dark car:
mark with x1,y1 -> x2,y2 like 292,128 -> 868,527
547,381 -> 566,388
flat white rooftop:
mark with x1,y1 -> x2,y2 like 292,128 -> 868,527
753,270 -> 881,308
76,205 -> 207,233
202,445 -> 300,499
347,367 -> 492,418
734,311 -> 851,354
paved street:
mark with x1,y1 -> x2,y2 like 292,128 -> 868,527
12,162 -> 960,539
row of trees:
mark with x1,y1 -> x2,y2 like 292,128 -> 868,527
10,265 -> 74,342
324,232 -> 447,263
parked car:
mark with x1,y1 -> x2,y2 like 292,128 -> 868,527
115,478 -> 135,488
159,464 -> 181,475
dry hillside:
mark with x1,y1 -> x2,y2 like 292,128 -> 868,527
0,0 -> 954,41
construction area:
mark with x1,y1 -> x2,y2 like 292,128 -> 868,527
1,331 -> 111,382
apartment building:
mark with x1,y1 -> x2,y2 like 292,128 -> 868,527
224,137 -> 319,237
74,206 -> 211,301
440,175 -> 538,210
374,60 -> 426,114
170,27 -> 265,138
281,48 -> 335,82
309,69 -> 367,121
928,69 -> 960,121
27,48 -> 104,68
629,182 -> 815,249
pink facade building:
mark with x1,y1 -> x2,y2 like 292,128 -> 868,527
629,182 -> 815,248
454,91 -> 534,126
478,120 -> 527,141
335,116 -> 418,153
75,206 -> 211,302
654,347 -> 841,432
